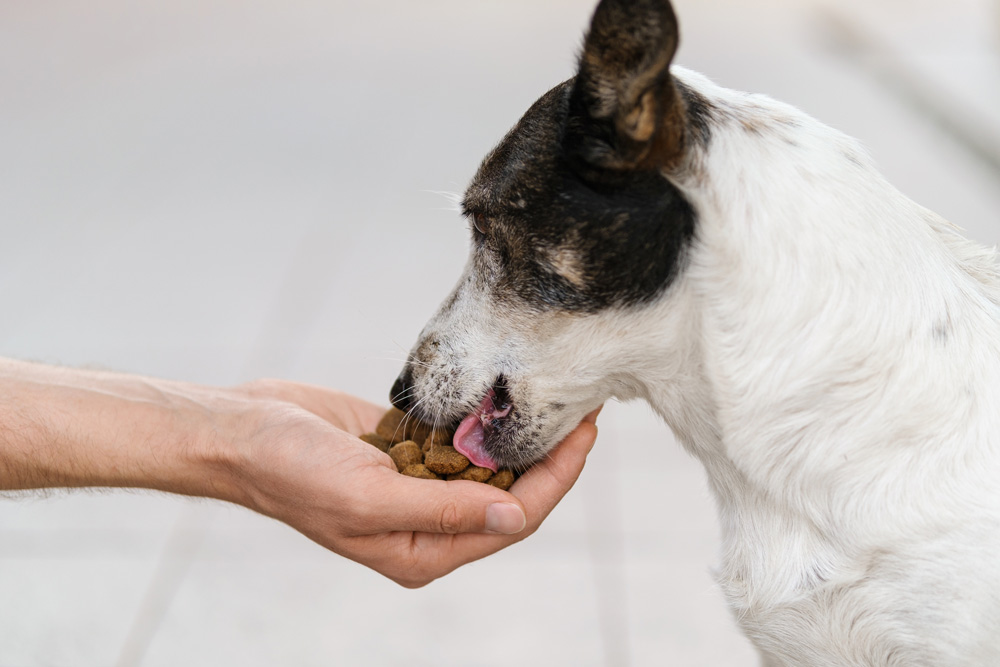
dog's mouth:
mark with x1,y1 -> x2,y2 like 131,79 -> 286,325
452,380 -> 513,473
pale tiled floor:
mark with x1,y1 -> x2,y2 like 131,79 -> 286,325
1,1 -> 999,666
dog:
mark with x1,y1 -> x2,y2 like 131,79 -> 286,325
390,0 -> 1000,663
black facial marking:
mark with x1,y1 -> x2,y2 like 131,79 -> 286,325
462,79 -> 702,313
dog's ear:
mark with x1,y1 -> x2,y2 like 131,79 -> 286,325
565,0 -> 687,172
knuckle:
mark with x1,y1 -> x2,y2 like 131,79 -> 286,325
393,572 -> 433,589
437,499 -> 466,534
383,558 -> 438,589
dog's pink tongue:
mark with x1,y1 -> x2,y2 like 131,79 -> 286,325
453,409 -> 500,473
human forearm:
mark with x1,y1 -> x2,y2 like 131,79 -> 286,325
0,359 -> 237,498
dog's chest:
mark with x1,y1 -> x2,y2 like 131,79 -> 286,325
709,488 -> 1000,666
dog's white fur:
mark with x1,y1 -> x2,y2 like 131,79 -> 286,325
670,68 -> 1000,665
414,67 -> 1000,664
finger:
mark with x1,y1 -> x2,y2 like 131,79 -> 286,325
340,398 -> 388,435
509,420 -> 598,525
296,389 -> 384,434
355,469 -> 528,536
247,379 -> 385,434
582,404 -> 604,424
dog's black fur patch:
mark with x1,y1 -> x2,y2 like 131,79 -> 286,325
460,0 -> 706,314
462,79 -> 698,313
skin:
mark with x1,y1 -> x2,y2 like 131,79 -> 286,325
0,359 -> 600,588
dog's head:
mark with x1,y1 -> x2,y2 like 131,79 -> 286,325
391,0 -> 705,471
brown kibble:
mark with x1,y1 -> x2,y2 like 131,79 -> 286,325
423,428 -> 453,453
406,420 -> 433,447
360,433 -> 391,453
447,466 -> 494,483
376,408 -> 408,443
375,406 -> 434,444
400,464 -> 441,480
424,445 -> 471,475
487,469 -> 516,490
388,441 -> 423,471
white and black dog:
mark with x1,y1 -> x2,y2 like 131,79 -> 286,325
391,0 -> 1000,663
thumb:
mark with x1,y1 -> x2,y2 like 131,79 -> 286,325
362,473 -> 527,536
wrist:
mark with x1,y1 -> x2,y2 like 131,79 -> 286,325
112,378 -> 262,508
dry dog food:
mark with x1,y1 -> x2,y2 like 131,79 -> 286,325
361,407 -> 517,490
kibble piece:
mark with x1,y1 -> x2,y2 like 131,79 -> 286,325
388,440 -> 423,471
401,464 -> 441,480
376,408 -> 408,443
375,406 -> 434,445
424,445 -> 471,475
447,466 -> 494,483
488,469 -> 516,491
423,428 -> 453,453
406,421 -> 433,447
360,433 -> 391,453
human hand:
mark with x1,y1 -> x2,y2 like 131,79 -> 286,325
0,360 -> 598,588
224,380 -> 600,587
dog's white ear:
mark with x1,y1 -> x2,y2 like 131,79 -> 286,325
566,0 -> 687,172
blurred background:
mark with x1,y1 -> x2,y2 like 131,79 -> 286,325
1,0 -> 999,665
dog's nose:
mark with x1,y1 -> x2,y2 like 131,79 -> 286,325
390,369 -> 414,412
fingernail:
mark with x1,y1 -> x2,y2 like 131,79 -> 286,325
486,503 -> 526,534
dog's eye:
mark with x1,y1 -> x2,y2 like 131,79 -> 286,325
471,213 -> 488,235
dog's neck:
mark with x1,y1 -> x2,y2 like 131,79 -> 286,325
634,69 -> 1000,563
624,104 -> 1000,618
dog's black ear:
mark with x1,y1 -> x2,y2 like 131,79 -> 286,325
565,0 -> 687,172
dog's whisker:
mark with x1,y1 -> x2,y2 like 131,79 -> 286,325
422,189 -> 464,213
375,355 -> 432,369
